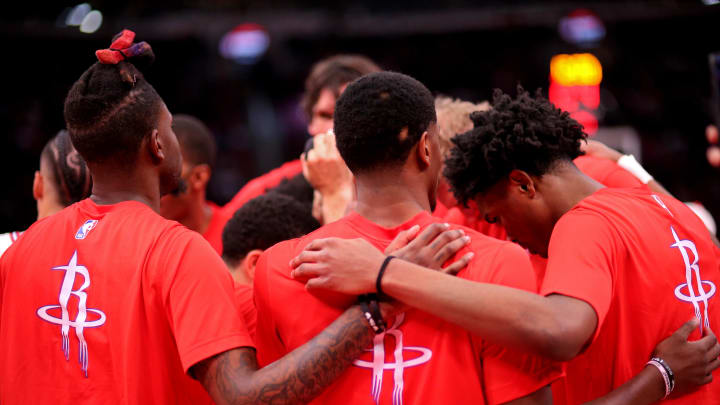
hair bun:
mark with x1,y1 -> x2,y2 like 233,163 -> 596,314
95,29 -> 155,83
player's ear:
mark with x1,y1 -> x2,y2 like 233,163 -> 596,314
243,249 -> 263,281
508,170 -> 536,198
32,170 -> 43,201
415,129 -> 431,169
189,164 -> 211,191
147,129 -> 164,164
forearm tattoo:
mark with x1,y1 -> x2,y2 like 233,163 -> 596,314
193,305 -> 373,405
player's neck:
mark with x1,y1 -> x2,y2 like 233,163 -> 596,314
178,196 -> 212,234
354,170 -> 433,228
547,163 -> 605,222
88,165 -> 163,212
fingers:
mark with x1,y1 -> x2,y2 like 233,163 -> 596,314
705,339 -> 720,363
404,223 -> 450,250
707,356 -> 720,375
305,276 -> 331,291
289,249 -> 325,268
442,252 -> 474,275
675,317 -> 701,340
698,329 -> 718,351
429,229 -> 466,252
291,263 -> 324,281
385,225 -> 420,253
433,234 -> 471,265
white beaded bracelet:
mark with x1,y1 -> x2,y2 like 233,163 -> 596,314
617,154 -> 654,184
646,359 -> 672,398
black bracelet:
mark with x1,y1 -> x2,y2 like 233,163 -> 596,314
358,294 -> 386,334
376,256 -> 395,298
650,357 -> 675,393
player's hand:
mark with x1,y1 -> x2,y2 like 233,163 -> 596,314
705,125 -> 720,168
384,223 -> 473,275
290,237 -> 385,294
652,318 -> 720,397
580,139 -> 623,162
301,131 -> 354,196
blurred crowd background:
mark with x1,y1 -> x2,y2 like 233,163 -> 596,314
2,0 -> 719,232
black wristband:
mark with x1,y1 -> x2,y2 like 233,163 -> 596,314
650,357 -> 675,392
376,256 -> 395,298
358,294 -> 385,334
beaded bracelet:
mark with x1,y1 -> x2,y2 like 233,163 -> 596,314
359,294 -> 386,334
646,357 -> 675,398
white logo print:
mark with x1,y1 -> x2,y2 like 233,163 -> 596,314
353,313 -> 432,405
670,226 -> 715,334
37,250 -> 106,377
75,220 -> 98,240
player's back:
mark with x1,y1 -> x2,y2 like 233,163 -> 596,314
547,188 -> 719,403
254,210 -> 559,405
0,198 -> 239,404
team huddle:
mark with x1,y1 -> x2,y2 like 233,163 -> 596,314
0,29 -> 718,405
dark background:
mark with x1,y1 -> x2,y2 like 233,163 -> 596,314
2,0 -> 719,232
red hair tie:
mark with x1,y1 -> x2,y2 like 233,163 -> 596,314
95,29 -> 150,65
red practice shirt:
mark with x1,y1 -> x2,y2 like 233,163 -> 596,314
222,159 -> 303,216
254,210 -> 560,405
541,188 -> 719,404
203,202 -> 231,255
0,199 -> 254,404
573,155 -> 645,189
234,281 -> 257,342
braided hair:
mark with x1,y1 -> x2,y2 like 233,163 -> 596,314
40,130 -> 92,206
63,31 -> 161,165
443,86 -> 587,206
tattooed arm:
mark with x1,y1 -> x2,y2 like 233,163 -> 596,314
192,305 -> 373,405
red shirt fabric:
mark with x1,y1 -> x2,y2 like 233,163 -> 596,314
222,159 -> 303,217
541,188 -> 720,404
573,155 -> 646,189
234,281 -> 257,342
0,199 -> 253,404
254,210 -> 561,405
203,202 -> 231,255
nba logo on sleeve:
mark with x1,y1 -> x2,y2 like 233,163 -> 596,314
75,220 -> 98,240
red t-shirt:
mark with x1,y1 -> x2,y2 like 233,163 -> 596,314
234,281 -> 257,342
222,160 -> 303,217
573,155 -> 646,189
541,188 -> 719,404
254,210 -> 560,405
0,199 -> 253,404
203,202 -> 231,255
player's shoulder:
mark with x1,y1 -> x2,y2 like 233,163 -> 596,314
260,219 -> 352,271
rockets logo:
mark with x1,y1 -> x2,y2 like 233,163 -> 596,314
353,313 -> 432,405
670,226 -> 715,334
37,250 -> 106,377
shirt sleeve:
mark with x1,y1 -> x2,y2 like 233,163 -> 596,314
540,209 -> 618,344
603,164 -> 646,189
153,227 -> 254,373
253,244 -> 293,367
464,241 -> 563,405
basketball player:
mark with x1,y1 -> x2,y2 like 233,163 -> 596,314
0,30 -> 400,405
254,72 -> 562,405
0,130 -> 92,256
291,88 -> 720,404
160,114 -> 229,254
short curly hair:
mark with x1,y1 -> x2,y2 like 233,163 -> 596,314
221,193 -> 320,267
334,71 -> 436,174
443,86 -> 587,206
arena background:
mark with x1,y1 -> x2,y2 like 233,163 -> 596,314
2,0 -> 719,232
